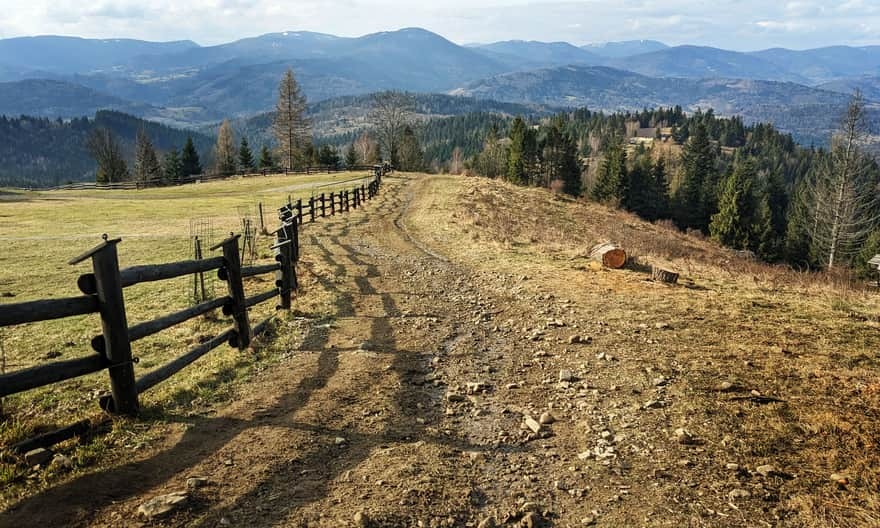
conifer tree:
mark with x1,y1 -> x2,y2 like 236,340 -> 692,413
214,119 -> 237,175
273,68 -> 310,170
345,141 -> 358,167
709,157 -> 759,250
239,137 -> 254,171
259,145 -> 273,169
133,128 -> 162,183
397,126 -> 424,172
181,136 -> 202,177
507,116 -> 527,185
591,141 -> 627,204
674,123 -> 717,231
163,147 -> 183,184
652,157 -> 670,219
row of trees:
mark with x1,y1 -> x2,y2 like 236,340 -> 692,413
467,95 -> 879,271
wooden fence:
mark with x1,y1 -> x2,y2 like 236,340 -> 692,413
0,168 -> 387,453
43,165 -> 384,191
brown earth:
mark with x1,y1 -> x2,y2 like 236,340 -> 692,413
2,174 -> 879,527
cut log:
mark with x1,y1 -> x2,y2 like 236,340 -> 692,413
589,243 -> 627,269
652,267 -> 679,284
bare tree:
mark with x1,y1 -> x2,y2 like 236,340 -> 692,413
354,132 -> 377,164
806,92 -> 880,268
272,68 -> 310,170
86,127 -> 128,183
214,119 -> 237,175
370,91 -> 415,167
449,147 -> 465,175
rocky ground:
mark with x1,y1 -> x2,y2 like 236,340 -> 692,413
2,174 -> 878,527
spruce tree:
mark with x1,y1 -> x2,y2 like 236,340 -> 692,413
398,126 -> 424,172
163,147 -> 183,184
674,123 -> 717,231
133,128 -> 162,183
259,145 -> 273,169
273,68 -> 310,170
559,131 -> 582,196
239,137 -> 254,171
652,157 -> 670,219
709,157 -> 758,250
591,141 -> 627,204
345,142 -> 358,167
181,136 -> 202,177
507,116 -> 527,185
624,155 -> 655,219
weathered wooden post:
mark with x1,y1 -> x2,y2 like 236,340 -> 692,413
274,224 -> 293,310
361,184 -> 366,202
309,196 -> 316,223
330,192 -> 336,215
344,190 -> 350,212
69,236 -> 138,414
297,199 -> 303,225
258,202 -> 266,234
320,193 -> 326,217
213,235 -> 251,350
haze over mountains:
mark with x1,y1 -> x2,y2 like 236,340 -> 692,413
1,27 -> 879,144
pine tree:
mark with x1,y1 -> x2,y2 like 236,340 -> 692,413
239,137 -> 254,171
397,126 -> 424,172
709,157 -> 759,250
591,141 -> 627,204
273,68 -> 310,170
559,131 -> 582,196
214,119 -> 237,175
623,155 -> 655,218
163,147 -> 183,184
674,123 -> 717,231
507,116 -> 527,185
181,136 -> 202,177
132,128 -> 162,183
756,171 -> 788,261
345,141 -> 358,167
259,145 -> 273,169
652,157 -> 670,219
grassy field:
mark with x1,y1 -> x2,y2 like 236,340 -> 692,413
0,171 -> 373,499
405,176 -> 880,527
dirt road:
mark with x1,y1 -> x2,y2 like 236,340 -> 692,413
0,175 -> 824,527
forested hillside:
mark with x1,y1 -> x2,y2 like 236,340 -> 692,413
0,111 -> 213,187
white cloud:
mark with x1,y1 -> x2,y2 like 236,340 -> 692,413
0,0 -> 877,49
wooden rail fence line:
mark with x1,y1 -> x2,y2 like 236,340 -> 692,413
0,167 -> 388,454
40,164 -> 387,192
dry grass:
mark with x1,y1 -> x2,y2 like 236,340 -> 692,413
406,175 -> 880,527
0,171 -> 371,504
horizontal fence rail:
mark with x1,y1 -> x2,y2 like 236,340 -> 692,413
0,164 -> 390,454
34,165 -> 387,192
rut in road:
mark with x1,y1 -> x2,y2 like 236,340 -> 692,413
1,176 -> 540,526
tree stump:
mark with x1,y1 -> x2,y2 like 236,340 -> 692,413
652,267 -> 679,284
589,243 -> 627,269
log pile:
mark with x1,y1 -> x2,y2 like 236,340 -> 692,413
589,243 -> 627,269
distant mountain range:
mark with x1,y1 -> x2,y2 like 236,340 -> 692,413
0,28 -> 879,145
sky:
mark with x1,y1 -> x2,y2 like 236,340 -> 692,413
0,0 -> 878,50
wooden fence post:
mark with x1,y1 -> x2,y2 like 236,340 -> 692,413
345,190 -> 350,212
274,224 -> 293,310
309,196 -> 316,223
321,193 -> 326,217
297,199 -> 303,225
361,184 -> 366,203
258,202 -> 265,234
213,235 -> 250,350
330,192 -> 336,216
69,237 -> 139,414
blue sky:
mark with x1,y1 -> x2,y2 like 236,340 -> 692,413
0,0 -> 878,50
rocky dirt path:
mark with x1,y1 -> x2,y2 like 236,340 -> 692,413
0,175 -> 776,527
